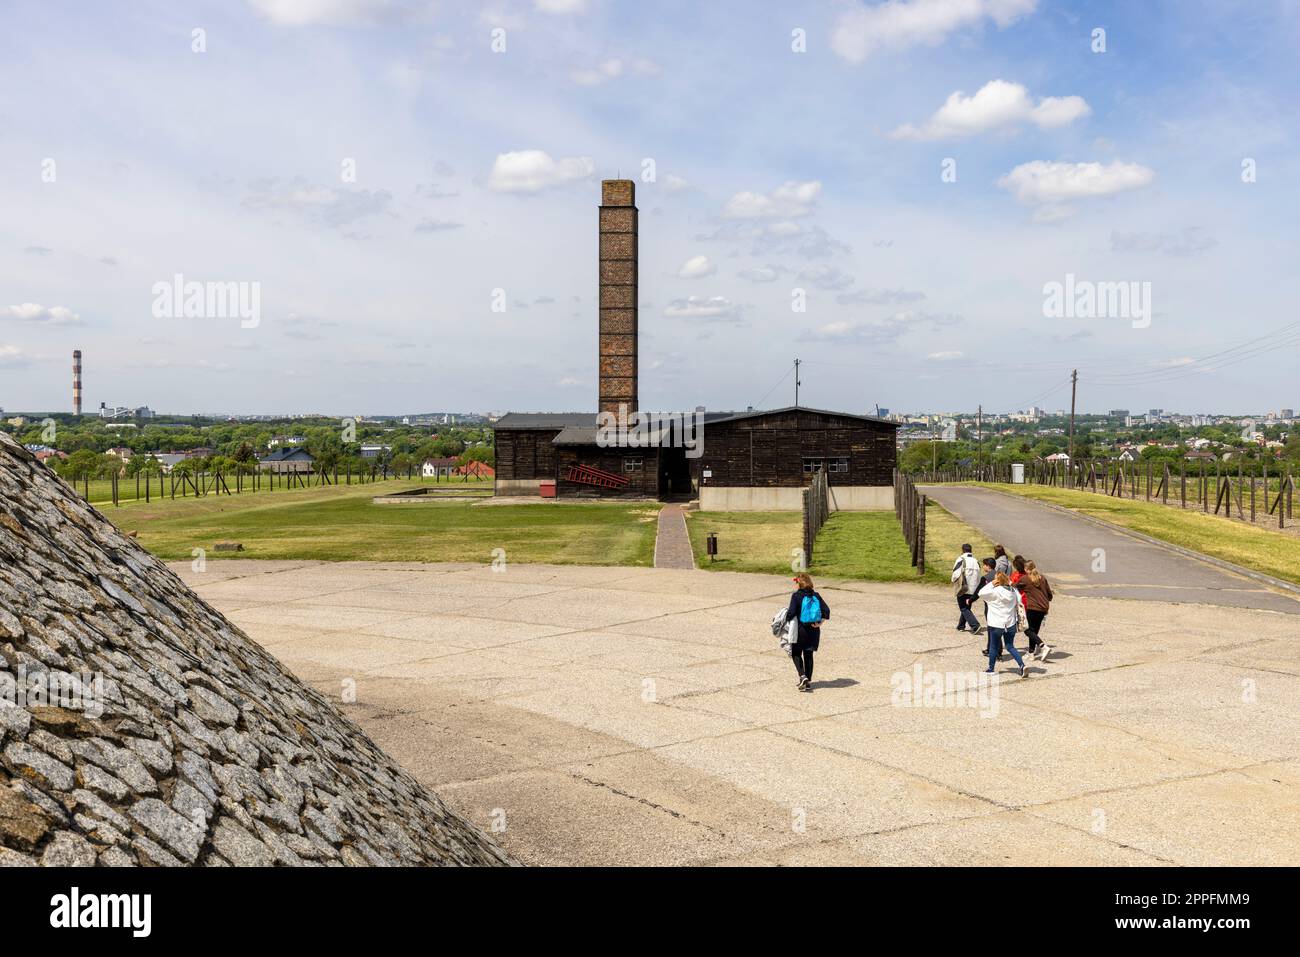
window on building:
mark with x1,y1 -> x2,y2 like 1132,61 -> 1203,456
803,456 -> 849,474
623,457 -> 643,473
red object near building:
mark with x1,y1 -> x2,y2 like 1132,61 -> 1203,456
565,464 -> 630,489
539,481 -> 557,498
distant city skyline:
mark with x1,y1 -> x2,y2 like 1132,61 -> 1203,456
3,1 -> 1299,414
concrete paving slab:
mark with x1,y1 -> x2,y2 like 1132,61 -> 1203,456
1026,760 -> 1300,866
179,560 -> 1300,866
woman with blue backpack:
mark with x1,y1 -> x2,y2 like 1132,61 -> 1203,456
787,572 -> 830,692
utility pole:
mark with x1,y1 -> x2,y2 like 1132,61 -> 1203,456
977,404 -> 983,479
794,358 -> 801,407
1068,369 -> 1078,487
932,419 -> 937,479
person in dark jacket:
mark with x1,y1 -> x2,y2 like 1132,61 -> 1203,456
787,572 -> 830,692
1020,560 -> 1054,660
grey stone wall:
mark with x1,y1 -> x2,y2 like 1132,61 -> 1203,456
0,433 -> 514,867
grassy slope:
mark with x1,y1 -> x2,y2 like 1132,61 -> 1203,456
107,481 -> 659,566
990,484 -> 1300,585
685,504 -> 988,585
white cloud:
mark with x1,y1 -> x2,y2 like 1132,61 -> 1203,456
738,265 -> 787,283
813,310 -> 960,343
722,181 -> 821,219
836,287 -> 926,306
571,57 -> 660,86
891,79 -> 1089,140
664,174 -> 691,192
998,160 -> 1155,220
3,303 -> 81,324
1111,227 -> 1217,258
246,0 -> 422,26
663,296 -> 741,320
928,350 -> 963,360
536,0 -> 587,12
797,264 -> 854,290
832,0 -> 1038,64
677,255 -> 716,279
0,344 -> 26,366
486,150 -> 596,193
243,178 -> 393,226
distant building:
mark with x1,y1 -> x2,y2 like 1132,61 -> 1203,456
267,435 -> 306,448
35,449 -> 68,465
1109,409 -> 1129,420
258,448 -> 315,474
422,456 -> 458,479
456,460 -> 495,479
151,453 -> 187,473
1281,409 -> 1295,420
360,444 -> 390,459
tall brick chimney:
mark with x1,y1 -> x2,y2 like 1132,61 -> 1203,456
598,179 -> 637,418
72,349 -> 82,417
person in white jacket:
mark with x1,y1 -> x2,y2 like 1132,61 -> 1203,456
951,544 -> 983,635
976,572 -> 1027,677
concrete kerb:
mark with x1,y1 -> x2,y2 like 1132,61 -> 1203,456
970,484 -> 1300,602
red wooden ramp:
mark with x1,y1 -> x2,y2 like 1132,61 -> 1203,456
565,464 -> 630,489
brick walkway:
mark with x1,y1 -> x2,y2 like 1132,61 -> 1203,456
653,504 -> 696,569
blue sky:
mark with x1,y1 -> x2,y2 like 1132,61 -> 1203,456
2,0 -> 1298,416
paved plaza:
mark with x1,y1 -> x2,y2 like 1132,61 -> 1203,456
177,559 -> 1300,866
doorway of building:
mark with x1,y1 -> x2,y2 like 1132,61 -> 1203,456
658,445 -> 692,499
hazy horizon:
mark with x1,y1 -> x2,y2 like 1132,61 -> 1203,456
3,1 -> 1298,417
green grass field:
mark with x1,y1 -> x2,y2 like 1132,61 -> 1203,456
72,472 -> 490,506
685,504 -> 986,584
106,481 -> 659,567
989,483 -> 1300,585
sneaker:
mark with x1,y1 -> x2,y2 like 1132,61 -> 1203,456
1040,644 -> 1053,661
983,669 -> 995,675
1019,665 -> 1028,677
972,626 -> 983,636
797,675 -> 809,691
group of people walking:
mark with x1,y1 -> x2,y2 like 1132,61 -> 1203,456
773,553 -> 1052,693
952,543 -> 1054,677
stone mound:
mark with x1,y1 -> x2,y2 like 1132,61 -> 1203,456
0,433 -> 513,866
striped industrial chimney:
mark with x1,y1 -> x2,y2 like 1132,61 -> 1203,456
72,350 -> 82,416
598,179 -> 637,418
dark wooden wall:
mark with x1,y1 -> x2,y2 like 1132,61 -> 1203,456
556,446 -> 660,497
696,412 -> 896,488
495,429 -> 560,481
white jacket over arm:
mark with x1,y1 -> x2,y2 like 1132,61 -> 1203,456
976,582 -> 1020,629
952,554 -> 981,594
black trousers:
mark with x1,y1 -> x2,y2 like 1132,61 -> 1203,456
791,647 -> 814,682
1025,609 -> 1048,648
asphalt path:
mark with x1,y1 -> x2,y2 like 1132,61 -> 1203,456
923,485 -> 1300,616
